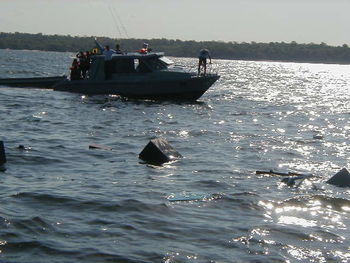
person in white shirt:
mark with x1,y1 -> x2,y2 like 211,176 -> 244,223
198,48 -> 212,75
103,45 -> 116,79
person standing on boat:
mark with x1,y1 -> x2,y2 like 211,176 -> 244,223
70,59 -> 81,80
94,38 -> 118,79
103,45 -> 116,80
115,44 -> 123,54
79,51 -> 91,79
76,51 -> 84,78
198,48 -> 212,76
139,43 -> 150,53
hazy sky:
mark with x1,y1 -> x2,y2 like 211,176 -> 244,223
1,0 -> 350,45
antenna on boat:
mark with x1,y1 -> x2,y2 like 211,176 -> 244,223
108,4 -> 122,38
105,0 -> 130,41
112,6 -> 129,38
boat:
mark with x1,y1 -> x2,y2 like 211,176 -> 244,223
0,75 -> 66,88
53,52 -> 220,100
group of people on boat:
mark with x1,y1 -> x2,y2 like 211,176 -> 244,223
99,42 -> 154,79
70,51 -> 91,80
69,38 -> 213,80
69,39 -> 124,80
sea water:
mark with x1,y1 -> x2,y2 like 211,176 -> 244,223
1,49 -> 350,263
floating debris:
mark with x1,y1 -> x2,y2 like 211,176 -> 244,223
281,174 -> 314,187
168,193 -> 210,202
18,145 -> 25,150
313,134 -> 324,140
256,170 -> 312,177
89,144 -> 113,151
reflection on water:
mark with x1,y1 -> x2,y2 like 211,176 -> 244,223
254,194 -> 350,262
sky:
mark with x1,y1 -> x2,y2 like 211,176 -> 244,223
1,0 -> 350,46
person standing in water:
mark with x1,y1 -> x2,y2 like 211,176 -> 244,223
198,48 -> 212,75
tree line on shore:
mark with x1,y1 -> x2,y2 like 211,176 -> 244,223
1,32 -> 350,64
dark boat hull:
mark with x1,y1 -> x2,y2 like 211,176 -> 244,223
0,76 -> 66,88
53,74 -> 220,100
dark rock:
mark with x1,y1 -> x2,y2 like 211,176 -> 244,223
326,168 -> 350,187
139,138 -> 182,165
0,141 -> 6,165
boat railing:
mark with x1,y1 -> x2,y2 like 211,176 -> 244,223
181,63 -> 219,74
185,63 -> 219,76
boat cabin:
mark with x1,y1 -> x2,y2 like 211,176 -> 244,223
87,52 -> 174,80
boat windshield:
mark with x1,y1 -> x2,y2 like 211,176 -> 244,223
159,56 -> 174,65
142,57 -> 169,71
108,57 -> 166,74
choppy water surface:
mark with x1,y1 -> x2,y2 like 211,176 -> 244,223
1,49 -> 350,263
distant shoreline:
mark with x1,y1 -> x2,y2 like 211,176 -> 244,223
1,32 -> 350,65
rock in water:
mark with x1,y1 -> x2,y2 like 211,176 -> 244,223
0,141 -> 6,165
326,168 -> 350,187
139,138 -> 182,165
